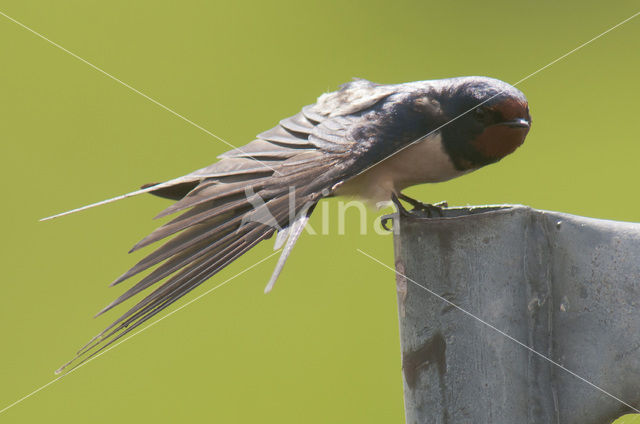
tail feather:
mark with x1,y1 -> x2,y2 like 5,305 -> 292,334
60,181 -> 305,370
56,127 -> 340,374
142,181 -> 199,200
98,225 -> 254,316
130,197 -> 249,252
40,176 -> 202,222
153,178 -> 267,219
59,228 -> 276,374
113,212 -> 248,286
91,231 -> 265,352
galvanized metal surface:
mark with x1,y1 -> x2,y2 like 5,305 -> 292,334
393,205 -> 640,424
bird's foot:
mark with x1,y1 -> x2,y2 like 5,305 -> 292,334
380,213 -> 397,231
380,194 -> 448,231
396,193 -> 448,218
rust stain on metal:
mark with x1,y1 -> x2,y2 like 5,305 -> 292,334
402,332 -> 447,389
395,258 -> 407,318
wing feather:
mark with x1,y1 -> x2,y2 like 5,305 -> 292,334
257,126 -> 314,147
154,178 -> 267,219
57,78 -> 431,374
279,112 -> 315,133
218,139 -> 312,159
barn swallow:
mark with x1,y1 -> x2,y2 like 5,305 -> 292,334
49,76 -> 531,372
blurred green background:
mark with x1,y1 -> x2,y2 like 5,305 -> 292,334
1,1 -> 639,422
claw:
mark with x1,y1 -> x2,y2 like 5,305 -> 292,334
391,193 -> 411,217
380,213 -> 397,231
395,193 -> 448,218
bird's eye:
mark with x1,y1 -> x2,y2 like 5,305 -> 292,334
473,106 -> 487,120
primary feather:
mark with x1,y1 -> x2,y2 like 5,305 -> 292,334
56,77 -> 507,373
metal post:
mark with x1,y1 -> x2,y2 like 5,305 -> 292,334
392,205 -> 640,424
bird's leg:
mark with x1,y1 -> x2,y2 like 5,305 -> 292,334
380,194 -> 449,231
391,193 -> 412,216
380,193 -> 408,231
397,193 -> 448,218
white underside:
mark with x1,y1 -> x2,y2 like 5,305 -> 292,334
336,133 -> 468,205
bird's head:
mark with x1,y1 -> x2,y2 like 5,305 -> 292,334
434,77 -> 531,171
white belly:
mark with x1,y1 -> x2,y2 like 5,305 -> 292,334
335,133 -> 467,205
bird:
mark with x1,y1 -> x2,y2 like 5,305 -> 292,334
48,76 -> 531,373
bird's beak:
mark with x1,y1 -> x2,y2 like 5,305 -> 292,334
500,118 -> 530,129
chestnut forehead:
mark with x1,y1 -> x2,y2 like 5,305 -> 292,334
491,97 -> 529,120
